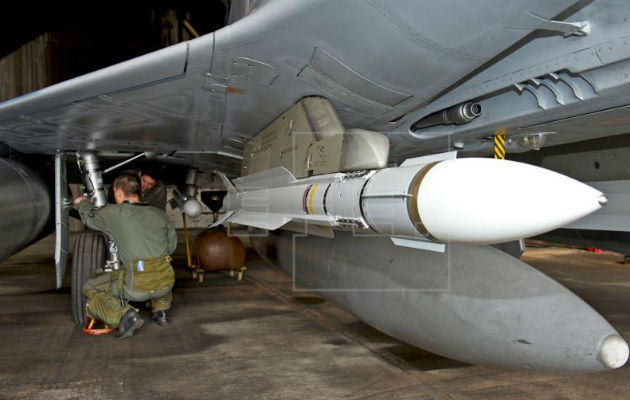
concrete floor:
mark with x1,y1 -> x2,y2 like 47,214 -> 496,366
0,232 -> 628,400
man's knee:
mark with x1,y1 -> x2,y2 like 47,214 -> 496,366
83,272 -> 121,297
83,281 -> 98,297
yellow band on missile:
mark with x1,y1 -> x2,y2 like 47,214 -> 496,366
309,183 -> 318,214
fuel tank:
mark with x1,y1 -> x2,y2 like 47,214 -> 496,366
251,230 -> 628,372
0,158 -> 51,262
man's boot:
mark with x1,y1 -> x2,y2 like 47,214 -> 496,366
114,309 -> 144,339
151,310 -> 169,326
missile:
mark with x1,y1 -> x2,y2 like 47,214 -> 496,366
251,230 -> 629,372
217,152 -> 605,250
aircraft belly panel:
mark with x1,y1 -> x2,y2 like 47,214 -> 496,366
216,0 -> 580,137
0,0 -> 584,165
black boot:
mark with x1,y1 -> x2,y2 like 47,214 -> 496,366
114,309 -> 144,339
151,310 -> 170,326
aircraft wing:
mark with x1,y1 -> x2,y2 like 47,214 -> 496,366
1,0 -> 627,176
1,0 -> 629,373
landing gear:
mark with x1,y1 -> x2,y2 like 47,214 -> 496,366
71,231 -> 106,326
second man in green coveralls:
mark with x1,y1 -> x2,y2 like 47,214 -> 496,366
76,173 -> 177,338
106,169 -> 167,210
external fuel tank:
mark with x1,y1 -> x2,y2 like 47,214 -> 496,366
252,230 -> 628,372
0,158 -> 51,262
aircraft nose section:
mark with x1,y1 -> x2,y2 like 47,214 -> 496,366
597,334 -> 629,369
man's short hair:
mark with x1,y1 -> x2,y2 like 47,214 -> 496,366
113,173 -> 142,197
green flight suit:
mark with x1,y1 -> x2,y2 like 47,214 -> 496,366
141,181 -> 167,211
78,201 -> 177,328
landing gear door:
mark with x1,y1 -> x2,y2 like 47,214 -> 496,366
54,151 -> 70,289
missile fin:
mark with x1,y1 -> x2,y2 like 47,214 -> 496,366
400,151 -> 457,167
281,221 -> 335,238
216,171 -> 238,193
391,237 -> 445,252
210,210 -> 236,228
233,167 -> 296,191
231,210 -> 292,231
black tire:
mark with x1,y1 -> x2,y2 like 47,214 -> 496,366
71,231 -> 106,325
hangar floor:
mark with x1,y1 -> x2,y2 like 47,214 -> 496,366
0,231 -> 628,400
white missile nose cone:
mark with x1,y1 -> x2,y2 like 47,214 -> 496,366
416,159 -> 607,244
597,334 -> 629,369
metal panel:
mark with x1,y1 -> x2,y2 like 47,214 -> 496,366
54,152 -> 69,288
297,47 -> 411,113
0,0 -> 584,171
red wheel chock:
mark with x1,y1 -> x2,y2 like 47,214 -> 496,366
82,316 -> 114,335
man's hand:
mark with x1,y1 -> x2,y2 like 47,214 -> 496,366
74,196 -> 88,205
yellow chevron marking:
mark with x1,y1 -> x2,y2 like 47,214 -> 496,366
495,140 -> 505,154
494,129 -> 506,160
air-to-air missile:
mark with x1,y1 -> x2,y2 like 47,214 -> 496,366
214,98 -> 626,372
216,152 -> 607,252
215,149 -> 629,372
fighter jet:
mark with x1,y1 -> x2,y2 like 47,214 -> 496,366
0,0 -> 628,372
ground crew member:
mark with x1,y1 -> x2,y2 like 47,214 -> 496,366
106,168 -> 167,210
75,172 -> 177,338
140,168 -> 167,210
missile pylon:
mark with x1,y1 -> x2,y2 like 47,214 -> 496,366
252,230 -> 629,372
217,152 -> 606,251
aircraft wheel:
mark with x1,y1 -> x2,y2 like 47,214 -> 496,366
71,231 -> 106,326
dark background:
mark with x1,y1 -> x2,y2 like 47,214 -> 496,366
1,1 -> 228,98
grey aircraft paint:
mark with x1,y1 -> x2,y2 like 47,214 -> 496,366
252,230 -> 627,372
0,158 -> 51,262
0,0 -> 627,172
0,0 -> 627,373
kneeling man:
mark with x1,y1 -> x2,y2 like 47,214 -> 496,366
76,172 -> 177,338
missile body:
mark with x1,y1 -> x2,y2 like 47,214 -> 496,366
252,230 -> 629,372
218,153 -> 605,249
